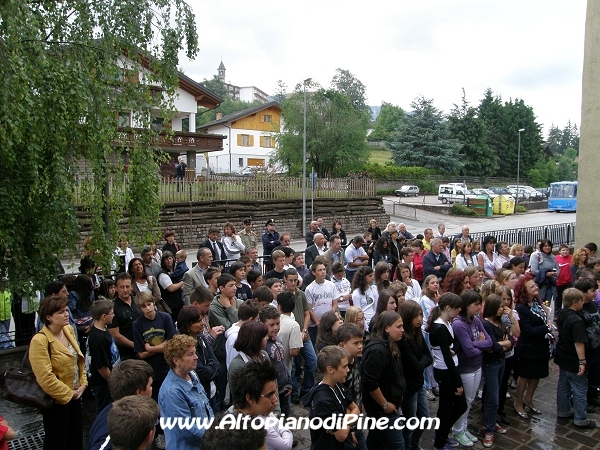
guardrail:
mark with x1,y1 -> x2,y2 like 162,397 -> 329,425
470,223 -> 576,248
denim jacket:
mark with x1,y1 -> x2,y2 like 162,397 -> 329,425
158,369 -> 214,450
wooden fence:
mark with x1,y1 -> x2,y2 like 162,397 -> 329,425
73,176 -> 377,205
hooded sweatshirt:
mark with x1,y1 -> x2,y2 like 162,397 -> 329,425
452,314 -> 492,374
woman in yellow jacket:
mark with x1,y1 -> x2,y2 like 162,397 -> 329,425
30,295 -> 87,450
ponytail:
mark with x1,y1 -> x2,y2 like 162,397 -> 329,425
426,305 -> 441,332
425,292 -> 462,332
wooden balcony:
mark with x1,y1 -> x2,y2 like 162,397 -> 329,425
115,127 -> 225,152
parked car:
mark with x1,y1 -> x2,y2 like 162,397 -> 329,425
438,184 -> 477,204
507,187 -> 531,200
395,185 -> 420,197
488,187 -> 512,196
536,187 -> 549,199
471,188 -> 498,199
507,185 -> 544,200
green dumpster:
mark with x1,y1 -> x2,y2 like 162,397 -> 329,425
467,196 -> 492,217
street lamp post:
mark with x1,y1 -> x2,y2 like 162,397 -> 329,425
302,78 -> 311,237
516,128 -> 525,210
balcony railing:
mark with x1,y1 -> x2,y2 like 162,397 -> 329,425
115,127 -> 225,151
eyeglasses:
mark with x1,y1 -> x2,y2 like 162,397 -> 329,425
260,391 -> 278,399
356,317 -> 365,323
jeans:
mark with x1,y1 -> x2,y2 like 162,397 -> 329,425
91,384 -> 113,415
42,399 -> 83,450
291,339 -> 317,397
279,391 -> 291,417
366,411 -> 405,450
452,368 -> 482,434
401,386 -> 431,450
587,353 -> 600,397
308,326 -> 318,348
557,368 -> 589,425
354,428 -> 367,450
345,269 -> 357,285
498,356 -> 514,413
214,361 -> 228,412
482,359 -> 505,433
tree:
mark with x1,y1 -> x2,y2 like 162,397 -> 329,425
447,90 -> 497,177
275,80 -> 370,177
273,80 -> 287,104
0,0 -> 198,292
330,68 -> 371,116
555,147 -> 578,181
547,121 -> 579,155
368,102 -> 404,143
388,96 -> 463,173
201,75 -> 228,98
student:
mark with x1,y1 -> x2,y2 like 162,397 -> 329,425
284,268 -> 317,405
107,396 -> 159,450
396,263 -> 421,301
189,285 -> 224,344
481,295 -> 512,446
259,306 -> 293,417
305,261 -> 339,345
344,306 -> 366,332
331,262 -> 352,318
276,291 -> 303,400
225,300 -> 261,369
337,322 -> 366,450
88,359 -> 155,450
170,250 -> 189,283
556,244 -> 574,318
253,286 -> 274,308
306,346 -> 360,450
556,288 -> 595,428
573,277 -> 600,409
230,261 -> 252,301
228,322 -> 270,388
450,290 -> 491,447
132,291 -> 176,405
228,361 -> 291,450
351,266 -> 379,329
108,273 -> 142,361
374,261 -> 391,293
399,300 -> 433,450
388,281 -> 407,307
315,310 -> 344,352
204,267 -> 222,296
369,289 -> 398,333
209,273 -> 244,411
427,293 -> 467,450
202,412 -> 266,450
265,250 -> 287,281
361,311 -> 406,450
266,278 -> 283,306
86,299 -> 121,414
247,270 -> 264,292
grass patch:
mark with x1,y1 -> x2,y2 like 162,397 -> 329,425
369,149 -> 392,165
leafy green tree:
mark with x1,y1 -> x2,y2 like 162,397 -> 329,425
196,97 -> 263,127
547,125 -> 563,153
273,80 -> 287,104
331,68 -> 371,116
275,81 -> 370,177
368,102 -> 404,143
201,75 -> 228,98
448,90 -> 497,177
555,147 -> 578,181
0,0 -> 198,291
478,89 -> 508,172
389,96 -> 463,173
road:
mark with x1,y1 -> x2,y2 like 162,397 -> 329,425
380,195 -> 576,237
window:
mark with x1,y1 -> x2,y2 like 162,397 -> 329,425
151,117 -> 164,131
118,112 -> 130,128
260,136 -> 275,148
263,115 -> 272,123
238,134 -> 252,146
182,117 -> 189,132
238,158 -> 244,167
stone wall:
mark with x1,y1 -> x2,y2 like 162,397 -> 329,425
74,197 -> 389,252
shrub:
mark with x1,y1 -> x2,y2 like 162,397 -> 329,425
416,180 -> 436,194
515,205 -> 528,213
377,189 -> 397,196
363,163 -> 438,181
452,203 -> 477,216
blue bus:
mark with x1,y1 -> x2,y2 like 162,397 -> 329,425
548,181 -> 577,212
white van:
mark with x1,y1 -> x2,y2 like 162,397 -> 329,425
438,184 -> 477,204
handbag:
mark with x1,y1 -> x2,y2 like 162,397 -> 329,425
2,333 -> 54,409
155,297 -> 172,315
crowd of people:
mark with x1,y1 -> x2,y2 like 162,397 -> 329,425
12,217 -> 600,450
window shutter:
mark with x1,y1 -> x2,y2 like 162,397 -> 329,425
237,134 -> 242,146
249,135 -> 254,146
260,136 -> 265,147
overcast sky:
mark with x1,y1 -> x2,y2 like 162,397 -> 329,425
180,0 -> 586,135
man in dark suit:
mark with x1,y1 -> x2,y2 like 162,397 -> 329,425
199,227 -> 226,266
423,238 -> 451,282
305,233 -> 328,268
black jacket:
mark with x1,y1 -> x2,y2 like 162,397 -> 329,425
199,238 -> 227,265
399,335 -> 433,395
361,338 -> 406,416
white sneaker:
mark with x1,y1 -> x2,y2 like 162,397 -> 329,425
154,434 -> 166,450
452,431 -> 474,447
464,430 -> 478,443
